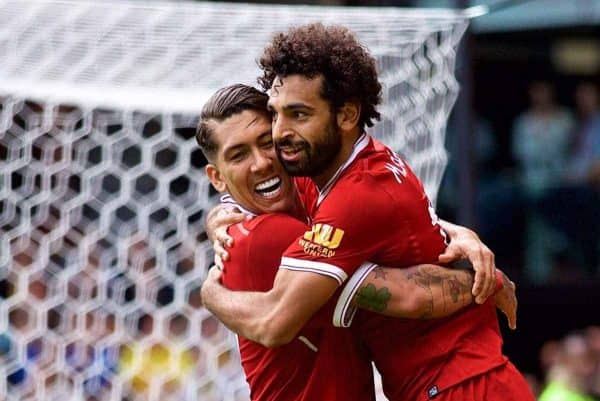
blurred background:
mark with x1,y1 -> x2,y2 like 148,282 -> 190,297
0,0 -> 598,400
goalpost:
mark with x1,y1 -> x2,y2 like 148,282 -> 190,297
0,1 -> 469,400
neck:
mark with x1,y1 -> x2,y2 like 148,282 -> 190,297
312,129 -> 362,189
289,197 -> 307,220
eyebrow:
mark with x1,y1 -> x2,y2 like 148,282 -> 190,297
257,130 -> 273,141
223,143 -> 246,158
267,102 -> 314,112
223,130 -> 272,156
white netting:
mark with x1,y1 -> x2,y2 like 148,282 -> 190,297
0,1 -> 468,400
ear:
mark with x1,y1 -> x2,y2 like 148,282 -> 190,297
336,101 -> 361,131
205,164 -> 227,193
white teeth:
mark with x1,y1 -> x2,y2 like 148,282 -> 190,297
255,177 -> 281,191
255,177 -> 282,199
260,188 -> 280,198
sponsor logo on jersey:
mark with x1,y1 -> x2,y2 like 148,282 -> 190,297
299,224 -> 344,258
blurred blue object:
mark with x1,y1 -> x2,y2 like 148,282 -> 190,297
0,332 -> 11,356
7,367 -> 26,386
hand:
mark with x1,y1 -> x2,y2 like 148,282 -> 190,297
494,270 -> 517,330
437,220 -> 496,304
200,265 -> 224,309
205,204 -> 247,263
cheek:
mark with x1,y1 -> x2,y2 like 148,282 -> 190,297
228,167 -> 248,187
264,147 -> 277,158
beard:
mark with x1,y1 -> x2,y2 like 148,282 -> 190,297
275,119 -> 342,177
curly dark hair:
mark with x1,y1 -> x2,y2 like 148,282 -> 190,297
258,23 -> 382,130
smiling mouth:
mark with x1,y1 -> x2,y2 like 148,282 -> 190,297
255,176 -> 282,198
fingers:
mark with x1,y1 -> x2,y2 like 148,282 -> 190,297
504,298 -> 517,330
213,240 -> 228,267
509,280 -> 517,330
460,243 -> 489,303
470,248 -> 485,302
216,212 -> 247,228
212,214 -> 244,247
495,278 -> 518,330
206,205 -> 246,242
215,226 -> 234,248
500,305 -> 516,330
472,245 -> 496,304
472,269 -> 487,304
214,254 -> 224,271
438,223 -> 498,304
483,248 -> 496,300
207,264 -> 222,280
509,306 -> 517,330
437,247 -> 459,263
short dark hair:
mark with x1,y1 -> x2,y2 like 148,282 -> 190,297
258,23 -> 382,130
196,84 -> 269,161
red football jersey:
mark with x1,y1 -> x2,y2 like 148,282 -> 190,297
221,212 -> 375,401
285,134 -> 508,401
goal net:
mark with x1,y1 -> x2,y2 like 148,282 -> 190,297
0,1 -> 469,400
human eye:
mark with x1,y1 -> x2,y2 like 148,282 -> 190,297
293,111 -> 307,119
260,138 -> 274,149
229,151 -> 246,163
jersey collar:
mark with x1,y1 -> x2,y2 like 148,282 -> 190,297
219,194 -> 258,217
316,132 -> 370,206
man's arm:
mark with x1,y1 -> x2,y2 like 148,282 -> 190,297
351,264 -> 517,328
205,206 -> 499,304
333,262 -> 516,328
201,262 -> 517,348
201,266 -> 339,348
353,264 -> 474,319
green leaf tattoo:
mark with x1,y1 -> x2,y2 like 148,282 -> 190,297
354,284 -> 391,313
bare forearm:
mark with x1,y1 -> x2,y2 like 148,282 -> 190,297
201,267 -> 338,347
353,264 -> 474,319
201,281 -> 275,344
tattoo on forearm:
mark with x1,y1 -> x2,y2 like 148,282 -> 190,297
447,277 -> 462,303
406,269 -> 435,318
405,265 -> 473,318
354,284 -> 391,313
373,267 -> 388,280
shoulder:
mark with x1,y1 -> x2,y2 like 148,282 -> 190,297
228,214 -> 306,249
338,147 -> 423,205
244,213 -> 308,247
223,214 -> 308,291
247,213 -> 307,231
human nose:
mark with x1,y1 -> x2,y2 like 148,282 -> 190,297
272,114 -> 292,143
250,149 -> 273,173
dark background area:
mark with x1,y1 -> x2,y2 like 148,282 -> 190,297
501,284 -> 600,378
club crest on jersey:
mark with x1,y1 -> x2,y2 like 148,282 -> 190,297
299,224 -> 344,258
